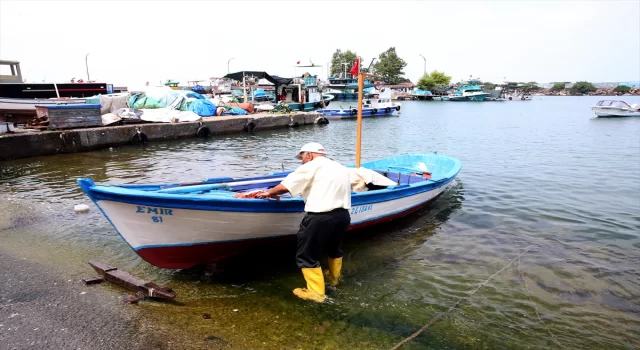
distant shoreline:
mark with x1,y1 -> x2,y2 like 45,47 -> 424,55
533,88 -> 640,97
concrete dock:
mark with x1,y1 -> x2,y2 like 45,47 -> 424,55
0,112 -> 327,161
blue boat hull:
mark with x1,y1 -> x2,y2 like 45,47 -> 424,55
317,106 -> 400,120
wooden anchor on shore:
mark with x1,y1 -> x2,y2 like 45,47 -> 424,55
83,260 -> 176,302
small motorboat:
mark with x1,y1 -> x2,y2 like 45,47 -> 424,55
77,153 -> 461,269
591,100 -> 640,118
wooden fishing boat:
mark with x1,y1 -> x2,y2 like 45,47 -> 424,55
77,153 -> 461,269
77,60 -> 461,270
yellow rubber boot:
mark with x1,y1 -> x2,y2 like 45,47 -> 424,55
293,267 -> 326,303
326,257 -> 343,287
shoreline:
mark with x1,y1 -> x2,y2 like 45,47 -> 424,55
0,112 -> 326,161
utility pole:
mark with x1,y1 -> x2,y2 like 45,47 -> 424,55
419,54 -> 426,76
85,53 -> 90,82
228,58 -> 235,74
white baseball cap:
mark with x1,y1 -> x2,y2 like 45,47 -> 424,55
295,142 -> 326,159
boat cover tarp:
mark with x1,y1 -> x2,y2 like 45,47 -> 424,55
139,109 -> 202,123
114,108 -> 143,119
85,94 -> 130,115
224,71 -> 293,86
187,99 -> 217,117
224,102 -> 254,113
85,95 -> 101,104
129,94 -> 165,110
221,106 -> 248,116
102,113 -> 121,126
99,94 -> 129,115
128,87 -> 218,116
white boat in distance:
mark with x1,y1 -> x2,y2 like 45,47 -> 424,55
591,100 -> 640,118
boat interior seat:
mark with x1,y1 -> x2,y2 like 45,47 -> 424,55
198,169 -> 430,195
375,170 -> 429,186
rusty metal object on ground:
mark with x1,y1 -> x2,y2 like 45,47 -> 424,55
87,260 -> 176,300
81,277 -> 105,285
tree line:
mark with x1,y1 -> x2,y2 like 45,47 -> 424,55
549,82 -> 630,94
330,47 -> 410,85
330,48 -> 629,94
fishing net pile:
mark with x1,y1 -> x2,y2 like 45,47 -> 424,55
269,103 -> 294,114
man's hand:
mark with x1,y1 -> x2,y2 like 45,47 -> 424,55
255,190 -> 280,200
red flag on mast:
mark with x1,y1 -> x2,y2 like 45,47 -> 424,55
296,60 -> 300,64
349,58 -> 360,76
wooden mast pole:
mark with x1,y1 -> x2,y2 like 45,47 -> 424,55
355,59 -> 382,168
355,59 -> 363,168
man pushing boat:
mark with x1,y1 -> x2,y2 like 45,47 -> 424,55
251,142 -> 352,303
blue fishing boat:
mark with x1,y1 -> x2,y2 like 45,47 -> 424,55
224,71 -> 333,111
317,86 -> 401,120
278,74 -> 335,111
77,153 -> 461,269
324,77 -> 376,100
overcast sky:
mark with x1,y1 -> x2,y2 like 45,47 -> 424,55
1,0 -> 639,87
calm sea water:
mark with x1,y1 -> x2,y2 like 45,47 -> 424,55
1,96 -> 639,349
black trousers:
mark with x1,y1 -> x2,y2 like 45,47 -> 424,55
296,208 -> 351,269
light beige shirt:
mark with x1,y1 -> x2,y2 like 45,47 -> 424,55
281,156 -> 352,213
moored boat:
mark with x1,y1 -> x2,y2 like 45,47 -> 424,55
447,79 -> 490,101
0,60 -> 112,119
317,86 -> 400,119
77,153 -> 461,269
324,76 -> 375,100
224,71 -> 333,111
591,100 -> 640,117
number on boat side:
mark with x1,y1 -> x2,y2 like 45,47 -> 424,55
350,205 -> 373,215
135,206 -> 173,223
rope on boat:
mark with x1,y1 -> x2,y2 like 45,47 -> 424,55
516,248 -> 566,349
389,246 -> 532,350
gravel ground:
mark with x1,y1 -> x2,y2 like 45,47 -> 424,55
0,249 -> 168,350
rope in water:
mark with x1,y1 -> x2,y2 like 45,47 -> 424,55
389,246 -> 532,350
516,250 -> 566,349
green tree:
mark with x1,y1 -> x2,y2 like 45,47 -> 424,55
330,49 -> 358,77
521,82 -> 540,93
417,74 -> 429,90
550,82 -> 567,92
613,85 -> 631,93
417,70 -> 452,91
484,82 -> 497,90
570,81 -> 596,95
373,47 -> 408,85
